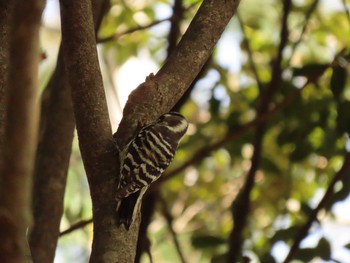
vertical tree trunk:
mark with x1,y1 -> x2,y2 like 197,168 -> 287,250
29,1 -> 109,262
0,1 -> 45,262
0,0 -> 13,177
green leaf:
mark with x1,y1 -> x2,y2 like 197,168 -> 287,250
210,253 -> 227,263
294,248 -> 316,262
191,235 -> 226,249
336,101 -> 350,134
317,237 -> 331,260
344,242 -> 350,250
330,66 -> 347,99
293,63 -> 328,78
271,226 -> 301,243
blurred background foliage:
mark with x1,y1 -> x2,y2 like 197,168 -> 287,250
41,0 -> 350,262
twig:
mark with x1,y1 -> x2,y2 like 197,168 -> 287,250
159,195 -> 187,263
97,1 -> 201,44
283,152 -> 350,263
59,219 -> 93,237
341,0 -> 350,28
288,0 -> 320,65
237,12 -> 263,91
98,17 -> 170,43
156,75 -> 312,186
227,0 -> 292,261
56,75 -> 322,239
167,0 -> 184,55
134,192 -> 157,263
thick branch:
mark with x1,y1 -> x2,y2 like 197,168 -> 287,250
29,1 -> 109,262
59,0 -> 121,262
135,1 -> 186,260
112,1 -> 241,260
0,1 -> 44,262
29,49 -> 75,263
115,0 -> 241,149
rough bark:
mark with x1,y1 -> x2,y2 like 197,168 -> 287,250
0,1 -> 45,262
0,0 -> 13,179
29,49 -> 75,263
113,0 -> 241,261
60,0 -> 240,262
135,1 -> 185,260
28,1 -> 109,262
59,0 -> 120,262
115,0 -> 241,147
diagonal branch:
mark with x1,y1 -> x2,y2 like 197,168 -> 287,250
159,194 -> 187,263
227,0 -> 292,261
52,75 -> 317,240
283,152 -> 350,263
157,77 -> 311,187
114,0 -> 241,150
136,1 -> 186,261
98,17 -> 170,43
237,13 -> 263,91
59,218 -> 93,237
288,0 -> 320,66
112,0 -> 241,261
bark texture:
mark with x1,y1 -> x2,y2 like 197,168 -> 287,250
0,1 -> 45,262
0,0 -> 13,178
59,0 -> 240,262
29,50 -> 75,263
114,0 -> 241,261
59,0 -> 120,262
29,1 -> 109,262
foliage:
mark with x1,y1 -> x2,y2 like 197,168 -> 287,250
39,0 -> 350,262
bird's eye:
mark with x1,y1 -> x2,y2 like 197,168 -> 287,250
158,114 -> 166,122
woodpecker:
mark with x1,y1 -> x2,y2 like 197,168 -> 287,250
116,112 -> 188,230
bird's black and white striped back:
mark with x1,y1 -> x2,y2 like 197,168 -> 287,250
116,112 -> 188,230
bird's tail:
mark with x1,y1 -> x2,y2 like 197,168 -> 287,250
116,191 -> 141,230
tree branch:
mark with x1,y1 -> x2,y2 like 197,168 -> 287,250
159,195 -> 187,263
283,152 -> 350,263
112,0 -> 241,261
288,0 -> 320,66
135,1 -> 187,260
59,218 -> 93,237
29,2 -> 109,262
59,0 -> 123,262
134,192 -> 157,263
97,1 -> 199,44
0,1 -> 45,262
157,76 -> 311,187
0,0 -> 13,172
115,0 -> 241,150
29,48 -> 75,263
98,17 -> 170,43
227,1 -> 292,261
237,13 -> 263,91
